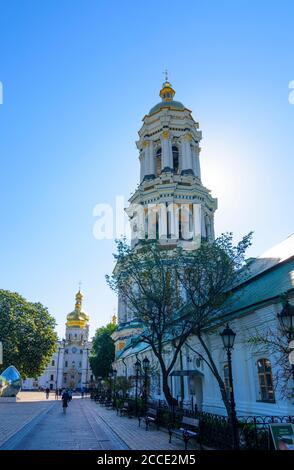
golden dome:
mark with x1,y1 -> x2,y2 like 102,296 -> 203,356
66,290 -> 89,328
159,80 -> 176,102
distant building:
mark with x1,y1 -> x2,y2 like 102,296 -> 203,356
22,289 -> 93,391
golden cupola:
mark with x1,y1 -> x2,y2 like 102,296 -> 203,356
66,290 -> 89,328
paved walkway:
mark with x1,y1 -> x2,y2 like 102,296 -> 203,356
0,393 -> 198,450
0,392 -> 54,447
86,400 -> 197,451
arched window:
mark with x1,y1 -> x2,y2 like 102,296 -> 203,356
156,147 -> 161,176
257,358 -> 275,402
172,146 -> 179,174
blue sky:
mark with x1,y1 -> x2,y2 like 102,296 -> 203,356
0,0 -> 293,338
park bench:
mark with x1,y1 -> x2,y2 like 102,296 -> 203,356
168,416 -> 199,450
118,401 -> 130,416
138,408 -> 159,431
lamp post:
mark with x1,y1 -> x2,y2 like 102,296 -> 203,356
108,368 -> 113,400
134,359 -> 141,416
277,300 -> 294,381
220,323 -> 239,450
142,356 -> 150,414
113,368 -> 117,406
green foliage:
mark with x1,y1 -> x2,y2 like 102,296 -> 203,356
107,233 -> 252,409
89,322 -> 115,379
0,289 -> 57,378
115,376 -> 132,395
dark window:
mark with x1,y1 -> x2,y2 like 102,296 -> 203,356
156,148 -> 161,176
65,361 -> 68,367
257,358 -> 275,402
51,360 -> 55,366
172,146 -> 179,174
50,374 -> 54,381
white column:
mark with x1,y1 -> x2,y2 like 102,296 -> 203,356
159,203 -> 167,239
140,153 -> 145,181
161,130 -> 172,171
147,204 -> 157,240
193,145 -> 201,179
149,140 -> 155,175
172,203 -> 180,239
181,134 -> 193,173
180,203 -> 191,240
193,203 -> 201,248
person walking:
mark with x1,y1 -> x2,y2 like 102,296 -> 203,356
62,389 -> 70,414
45,387 -> 50,399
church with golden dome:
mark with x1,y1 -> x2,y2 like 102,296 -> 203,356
22,289 -> 93,391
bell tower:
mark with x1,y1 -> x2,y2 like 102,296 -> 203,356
127,80 -> 217,250
114,80 -> 218,335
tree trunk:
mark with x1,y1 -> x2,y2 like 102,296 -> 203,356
161,370 -> 177,407
197,333 -> 231,416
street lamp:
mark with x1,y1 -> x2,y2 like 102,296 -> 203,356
108,367 -> 113,399
220,323 -> 239,450
278,300 -> 294,381
134,359 -> 141,416
278,301 -> 294,339
142,357 -> 150,413
113,368 -> 117,406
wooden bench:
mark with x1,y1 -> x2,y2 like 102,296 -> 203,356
105,399 -> 114,409
118,401 -> 130,416
168,416 -> 199,450
139,408 -> 159,431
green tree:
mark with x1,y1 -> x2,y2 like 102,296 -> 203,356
0,289 -> 57,378
107,233 -> 252,412
89,322 -> 116,379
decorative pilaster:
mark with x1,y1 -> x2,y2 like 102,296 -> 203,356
161,130 -> 173,173
181,133 -> 194,176
140,152 -> 145,182
142,140 -> 155,181
159,203 -> 167,239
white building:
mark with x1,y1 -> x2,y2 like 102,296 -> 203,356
112,79 -> 294,417
22,289 -> 93,391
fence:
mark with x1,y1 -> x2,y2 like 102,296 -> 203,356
92,391 -> 294,450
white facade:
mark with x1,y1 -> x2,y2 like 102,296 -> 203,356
22,290 -> 93,391
112,80 -> 294,417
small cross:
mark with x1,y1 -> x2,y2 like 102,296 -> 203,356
78,281 -> 82,291
163,69 -> 169,82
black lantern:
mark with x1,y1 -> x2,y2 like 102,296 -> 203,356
112,368 -> 117,378
219,323 -> 239,450
134,359 -> 141,416
220,324 -> 236,350
142,356 -> 150,372
134,360 -> 141,374
278,301 -> 294,338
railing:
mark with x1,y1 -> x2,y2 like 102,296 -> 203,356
92,391 -> 294,449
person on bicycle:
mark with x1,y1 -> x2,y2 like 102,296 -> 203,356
62,389 -> 70,413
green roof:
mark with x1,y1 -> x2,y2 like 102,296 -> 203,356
149,100 -> 185,115
223,256 -> 294,316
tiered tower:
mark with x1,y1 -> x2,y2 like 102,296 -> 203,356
113,80 -> 217,352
